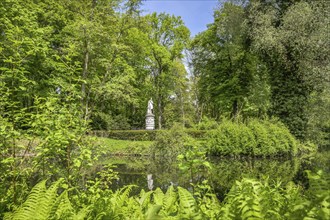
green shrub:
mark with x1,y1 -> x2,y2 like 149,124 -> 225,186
194,116 -> 219,130
207,120 -> 255,156
151,123 -> 195,159
263,120 -> 297,156
186,129 -> 208,139
207,119 -> 298,157
247,119 -> 271,156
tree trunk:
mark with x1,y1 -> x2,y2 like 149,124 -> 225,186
231,99 -> 238,120
158,97 -> 162,129
82,37 -> 89,121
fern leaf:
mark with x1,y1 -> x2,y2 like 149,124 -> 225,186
153,188 -> 165,205
138,189 -> 154,210
9,180 -> 48,220
177,187 -> 202,219
39,179 -> 63,219
145,205 -> 162,220
160,185 -> 177,216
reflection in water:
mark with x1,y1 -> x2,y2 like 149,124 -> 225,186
101,152 -> 329,199
208,157 -> 300,200
147,174 -> 153,190
103,155 -> 306,198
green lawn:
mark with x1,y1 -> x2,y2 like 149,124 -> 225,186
94,137 -> 153,155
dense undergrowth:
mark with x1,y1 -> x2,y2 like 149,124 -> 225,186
206,119 -> 299,157
4,170 -> 329,220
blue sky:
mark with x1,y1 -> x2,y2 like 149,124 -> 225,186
141,0 -> 219,37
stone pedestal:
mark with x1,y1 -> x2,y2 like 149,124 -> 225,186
146,113 -> 155,130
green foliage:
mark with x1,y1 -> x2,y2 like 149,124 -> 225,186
151,123 -> 195,159
30,97 -> 94,184
178,145 -> 211,186
185,129 -> 208,140
207,119 -> 298,157
4,179 -> 76,220
145,12 -> 190,129
90,112 -> 132,130
191,0 -> 328,141
307,89 -> 330,149
0,95 -> 94,216
220,170 -> 330,220
190,2 -> 269,120
207,120 -> 256,156
247,0 -> 329,140
209,157 -> 300,196
5,170 -> 329,219
248,119 -> 298,156
194,117 -> 219,130
91,129 -> 207,141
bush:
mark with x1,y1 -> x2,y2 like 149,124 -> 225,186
207,120 -> 256,156
207,119 -> 298,157
247,119 -> 271,156
262,119 -> 297,156
186,129 -> 208,139
151,123 -> 196,159
194,116 -> 218,130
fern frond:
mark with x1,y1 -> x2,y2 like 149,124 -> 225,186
219,205 -> 236,219
7,180 -> 48,220
39,179 -> 64,219
71,207 -> 91,220
160,185 -> 178,216
138,189 -> 154,210
49,190 -> 74,220
153,188 -> 165,205
5,179 -> 72,220
109,185 -> 139,219
145,204 -> 162,220
306,170 -> 330,219
177,187 -> 202,219
111,185 -> 134,208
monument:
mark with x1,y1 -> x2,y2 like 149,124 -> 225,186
146,98 -> 155,130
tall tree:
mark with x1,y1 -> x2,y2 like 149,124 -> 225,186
190,2 -> 269,120
145,13 -> 190,129
247,0 -> 329,139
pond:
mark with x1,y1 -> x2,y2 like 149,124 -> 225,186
101,151 -> 330,199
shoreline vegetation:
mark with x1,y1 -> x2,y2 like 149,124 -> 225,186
93,118 -> 317,158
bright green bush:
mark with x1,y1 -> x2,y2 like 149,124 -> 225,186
194,116 -> 219,130
247,119 -> 271,156
151,123 -> 195,159
262,120 -> 297,156
207,120 -> 256,156
207,119 -> 298,157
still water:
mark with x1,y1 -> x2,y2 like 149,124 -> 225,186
101,152 -> 329,198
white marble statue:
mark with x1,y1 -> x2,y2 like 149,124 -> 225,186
147,98 -> 153,114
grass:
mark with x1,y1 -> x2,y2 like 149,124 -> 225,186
94,137 -> 154,155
